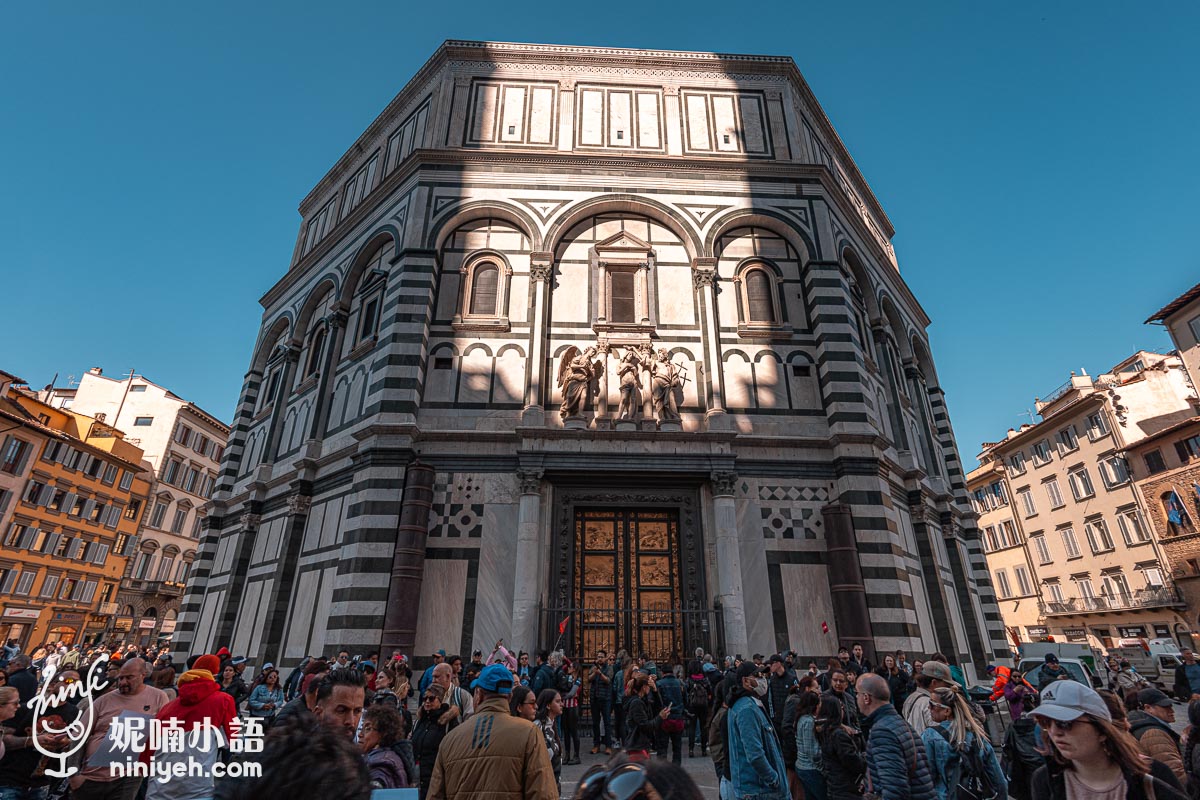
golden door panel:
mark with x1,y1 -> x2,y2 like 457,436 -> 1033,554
573,508 -> 683,662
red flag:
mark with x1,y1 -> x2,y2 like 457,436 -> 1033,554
558,616 -> 570,635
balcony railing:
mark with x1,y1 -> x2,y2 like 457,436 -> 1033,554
98,602 -> 119,616
1042,587 -> 1185,616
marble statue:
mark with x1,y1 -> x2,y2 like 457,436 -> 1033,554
557,345 -> 600,419
649,348 -> 684,422
616,347 -> 644,420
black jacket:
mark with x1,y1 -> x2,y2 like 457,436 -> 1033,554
623,694 -> 661,751
1031,764 -> 1187,800
1175,662 -> 1200,702
818,722 -> 866,799
411,703 -> 457,796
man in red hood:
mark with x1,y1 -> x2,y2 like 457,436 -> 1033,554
143,654 -> 237,800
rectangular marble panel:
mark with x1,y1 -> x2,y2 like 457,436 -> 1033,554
320,497 -> 345,550
637,93 -> 660,148
740,96 -> 767,154
738,497 -> 775,655
713,95 -> 738,152
500,86 -> 526,143
471,83 -> 499,143
231,580 -> 264,656
494,351 -> 524,405
657,265 -> 696,325
529,86 -> 554,143
579,89 -> 603,146
436,273 -> 460,321
303,503 -> 325,554
307,567 -> 337,655
473,503 -> 518,649
285,569 -> 320,659
459,351 -> 491,404
685,94 -> 710,150
552,262 -> 589,322
414,560 -> 469,654
781,563 -> 838,655
215,535 -> 235,574
609,91 -> 631,147
193,590 -> 223,655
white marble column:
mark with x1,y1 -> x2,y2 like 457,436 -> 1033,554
710,471 -> 748,657
523,254 -> 553,425
693,259 -> 727,429
510,469 -> 544,651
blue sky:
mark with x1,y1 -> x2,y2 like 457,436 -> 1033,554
2,2 -> 1197,466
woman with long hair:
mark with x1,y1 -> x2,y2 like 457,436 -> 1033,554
815,695 -> 864,800
509,684 -> 537,720
793,690 -> 827,800
1030,681 -> 1187,799
246,668 -> 284,719
411,689 -> 457,800
534,689 -> 564,792
876,653 -> 911,712
922,685 -> 1007,800
622,675 -> 669,760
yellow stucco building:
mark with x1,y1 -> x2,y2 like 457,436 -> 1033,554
0,375 -> 149,648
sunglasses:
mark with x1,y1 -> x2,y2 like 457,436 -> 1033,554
578,762 -> 652,800
423,696 -> 439,702
1037,717 -> 1082,732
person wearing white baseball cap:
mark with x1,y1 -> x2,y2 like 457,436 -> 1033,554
1029,680 -> 1186,799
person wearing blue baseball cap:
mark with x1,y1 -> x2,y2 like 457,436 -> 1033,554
427,663 -> 557,800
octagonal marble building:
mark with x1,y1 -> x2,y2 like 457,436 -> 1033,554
176,41 -> 1006,679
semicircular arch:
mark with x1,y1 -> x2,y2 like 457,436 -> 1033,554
428,201 -> 542,254
544,195 -> 701,260
705,208 -> 815,263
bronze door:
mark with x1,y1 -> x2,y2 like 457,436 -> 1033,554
575,509 -> 682,662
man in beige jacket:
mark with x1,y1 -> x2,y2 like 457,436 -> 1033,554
428,664 -> 557,800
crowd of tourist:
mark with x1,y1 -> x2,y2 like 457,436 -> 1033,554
5,637 -> 1200,799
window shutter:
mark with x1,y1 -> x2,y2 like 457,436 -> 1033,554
470,265 -> 499,315
94,543 -> 110,565
38,485 -> 55,506
45,533 -> 61,555
17,526 -> 36,550
83,581 -> 97,603
40,575 -> 58,598
67,539 -> 82,559
15,573 -> 34,595
71,580 -> 85,601
0,571 -> 17,594
746,271 -> 773,322
14,442 -> 31,475
61,492 -> 77,514
81,499 -> 96,520
104,506 -> 120,529
123,536 -> 139,556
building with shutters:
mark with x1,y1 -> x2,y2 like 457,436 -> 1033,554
0,375 -> 150,649
1127,282 -> 1200,648
976,351 -> 1197,650
176,40 -> 1006,681
46,369 -> 228,646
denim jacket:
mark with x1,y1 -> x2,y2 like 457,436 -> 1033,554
726,694 -> 789,800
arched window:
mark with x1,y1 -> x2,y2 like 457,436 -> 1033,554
746,271 -> 773,322
454,250 -> 512,331
305,325 -> 327,377
470,263 -> 499,315
350,240 -> 393,347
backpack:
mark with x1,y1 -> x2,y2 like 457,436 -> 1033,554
554,667 -> 572,695
932,727 -> 1001,800
687,678 -> 710,713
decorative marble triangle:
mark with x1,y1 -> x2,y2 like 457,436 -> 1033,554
432,195 -> 461,216
513,198 -> 572,224
678,203 -> 732,227
778,206 -> 811,230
